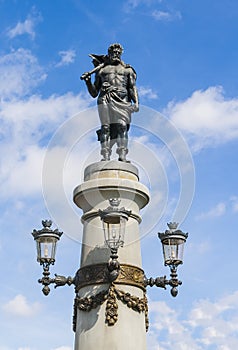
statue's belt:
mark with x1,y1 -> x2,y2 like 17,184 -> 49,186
101,85 -> 127,94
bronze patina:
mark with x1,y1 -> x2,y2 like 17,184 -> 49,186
81,43 -> 139,162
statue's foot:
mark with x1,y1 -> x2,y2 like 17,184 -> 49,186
118,156 -> 130,163
101,153 -> 110,161
101,148 -> 111,161
117,147 -> 128,162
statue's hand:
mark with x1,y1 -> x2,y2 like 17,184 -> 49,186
80,72 -> 91,81
132,104 -> 139,113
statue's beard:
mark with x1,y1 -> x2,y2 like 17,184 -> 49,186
110,55 -> 121,63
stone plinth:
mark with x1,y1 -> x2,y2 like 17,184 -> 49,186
73,161 -> 150,350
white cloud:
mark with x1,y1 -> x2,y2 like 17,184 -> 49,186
187,291 -> 238,348
2,294 -> 41,317
196,202 -> 226,220
166,86 -> 238,151
148,290 -> 238,349
52,347 -> 72,350
195,196 -> 238,220
6,10 -> 41,40
138,86 -> 158,100
152,10 -> 182,21
56,50 -> 76,67
1,145 -> 45,197
7,19 -> 36,39
149,301 -> 201,350
0,48 -> 46,99
0,92 -> 91,199
0,46 -> 91,200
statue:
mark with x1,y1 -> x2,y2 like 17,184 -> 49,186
81,43 -> 139,162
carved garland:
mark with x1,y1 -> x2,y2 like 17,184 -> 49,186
73,283 -> 149,332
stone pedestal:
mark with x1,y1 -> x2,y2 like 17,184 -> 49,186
73,161 -> 150,350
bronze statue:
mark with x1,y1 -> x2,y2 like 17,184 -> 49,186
81,43 -> 139,162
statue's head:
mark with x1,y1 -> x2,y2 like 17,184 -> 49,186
108,43 -> 123,63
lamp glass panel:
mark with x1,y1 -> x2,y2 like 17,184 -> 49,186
162,237 -> 185,266
37,236 -> 57,263
103,216 -> 126,250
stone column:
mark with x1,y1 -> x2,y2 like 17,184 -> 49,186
73,161 -> 150,350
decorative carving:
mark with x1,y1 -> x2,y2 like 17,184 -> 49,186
114,288 -> 146,313
73,283 -> 149,332
74,263 -> 108,292
72,290 -> 108,332
74,263 -> 145,291
105,284 -> 118,326
113,285 -> 149,331
77,291 -> 108,312
144,293 -> 149,332
119,264 -> 145,289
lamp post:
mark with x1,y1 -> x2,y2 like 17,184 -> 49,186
32,175 -> 188,350
31,43 -> 190,350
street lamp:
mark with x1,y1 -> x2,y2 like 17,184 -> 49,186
144,222 -> 188,297
32,219 -> 63,267
159,222 -> 188,267
31,220 -> 74,296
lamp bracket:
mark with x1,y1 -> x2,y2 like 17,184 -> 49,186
144,266 -> 182,297
38,265 -> 75,296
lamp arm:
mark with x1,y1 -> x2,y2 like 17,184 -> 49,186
38,265 -> 75,296
53,274 -> 75,288
144,276 -> 167,289
144,266 -> 182,297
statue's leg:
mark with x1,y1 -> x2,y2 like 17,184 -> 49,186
98,104 -> 111,161
100,125 -> 111,161
116,123 -> 128,162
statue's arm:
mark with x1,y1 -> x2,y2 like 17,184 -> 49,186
84,74 -> 100,98
128,69 -> 139,112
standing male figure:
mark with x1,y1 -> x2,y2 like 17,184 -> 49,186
81,43 -> 139,162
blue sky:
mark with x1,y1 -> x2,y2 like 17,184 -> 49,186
1,0 -> 238,349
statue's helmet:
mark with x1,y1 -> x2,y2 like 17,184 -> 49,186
108,43 -> 124,55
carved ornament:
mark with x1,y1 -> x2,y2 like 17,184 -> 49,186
74,263 -> 145,292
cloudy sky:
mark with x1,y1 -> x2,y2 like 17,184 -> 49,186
1,0 -> 238,349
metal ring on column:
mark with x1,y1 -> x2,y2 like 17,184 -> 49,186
74,263 -> 146,292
